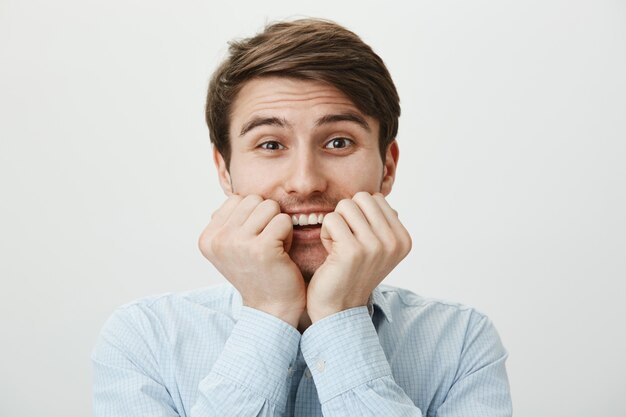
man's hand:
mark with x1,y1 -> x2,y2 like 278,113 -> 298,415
198,195 -> 306,327
306,192 -> 412,322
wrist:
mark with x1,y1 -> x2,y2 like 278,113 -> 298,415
243,300 -> 305,328
307,302 -> 364,323
307,291 -> 372,323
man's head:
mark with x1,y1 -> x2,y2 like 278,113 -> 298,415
205,18 -> 400,170
205,19 -> 401,279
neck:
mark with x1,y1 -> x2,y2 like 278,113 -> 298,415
297,310 -> 312,333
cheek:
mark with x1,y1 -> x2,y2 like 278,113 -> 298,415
330,157 -> 383,193
229,162 -> 284,195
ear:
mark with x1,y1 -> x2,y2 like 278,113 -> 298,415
213,147 -> 233,195
380,140 -> 399,196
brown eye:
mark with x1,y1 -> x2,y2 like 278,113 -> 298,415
325,138 -> 353,149
259,141 -> 284,150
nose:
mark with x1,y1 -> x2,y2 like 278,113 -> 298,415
282,147 -> 327,196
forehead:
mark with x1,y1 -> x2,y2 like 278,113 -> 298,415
230,77 -> 365,123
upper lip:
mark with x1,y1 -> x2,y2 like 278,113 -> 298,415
283,208 -> 334,215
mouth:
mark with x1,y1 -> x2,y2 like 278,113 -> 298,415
290,213 -> 326,227
288,212 -> 326,241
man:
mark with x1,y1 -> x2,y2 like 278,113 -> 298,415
92,18 -> 512,417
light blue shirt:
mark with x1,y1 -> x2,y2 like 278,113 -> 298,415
92,283 -> 512,416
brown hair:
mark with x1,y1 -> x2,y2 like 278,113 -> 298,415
205,18 -> 400,169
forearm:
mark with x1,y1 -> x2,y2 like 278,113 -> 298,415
301,307 -> 424,417
192,307 -> 301,416
93,304 -> 301,417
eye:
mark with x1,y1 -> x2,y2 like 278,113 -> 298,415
324,137 -> 354,149
258,141 -> 285,151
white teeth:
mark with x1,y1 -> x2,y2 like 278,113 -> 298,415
290,213 -> 325,226
291,213 -> 324,226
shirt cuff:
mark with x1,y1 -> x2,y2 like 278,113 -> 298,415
209,306 -> 301,406
300,306 -> 392,403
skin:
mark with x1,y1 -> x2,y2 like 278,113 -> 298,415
198,76 -> 411,331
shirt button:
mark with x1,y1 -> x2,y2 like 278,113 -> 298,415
304,368 -> 312,379
316,359 -> 326,372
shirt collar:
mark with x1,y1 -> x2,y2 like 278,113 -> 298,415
231,284 -> 392,323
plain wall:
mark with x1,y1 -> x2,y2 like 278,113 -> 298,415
1,0 -> 625,415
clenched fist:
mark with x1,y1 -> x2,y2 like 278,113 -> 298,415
198,194 -> 306,327
307,192 -> 412,322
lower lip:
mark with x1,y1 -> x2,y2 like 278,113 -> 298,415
292,225 -> 322,241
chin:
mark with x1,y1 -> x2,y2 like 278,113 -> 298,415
289,241 -> 327,282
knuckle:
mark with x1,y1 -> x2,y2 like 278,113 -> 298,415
246,194 -> 263,204
230,195 -> 244,205
197,232 -> 209,255
323,211 -> 339,223
262,199 -> 281,214
210,228 -> 234,255
367,238 -> 383,254
276,212 -> 291,225
372,193 -> 384,203
404,232 -> 413,254
198,226 -> 218,255
209,234 -> 223,257
335,199 -> 354,213
326,211 -> 339,220
352,191 -> 370,201
385,236 -> 399,253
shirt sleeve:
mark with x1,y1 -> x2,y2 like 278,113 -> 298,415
435,311 -> 512,417
300,307 -> 512,417
191,306 -> 301,416
92,304 -> 301,417
91,305 -> 180,417
300,307 -> 425,417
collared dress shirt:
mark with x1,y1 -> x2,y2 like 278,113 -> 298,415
92,283 -> 512,416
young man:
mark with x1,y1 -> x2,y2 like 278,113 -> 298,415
92,19 -> 512,417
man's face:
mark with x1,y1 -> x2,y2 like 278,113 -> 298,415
214,76 -> 398,279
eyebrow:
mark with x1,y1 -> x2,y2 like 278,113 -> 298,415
239,116 -> 291,137
239,112 -> 371,137
315,112 -> 371,132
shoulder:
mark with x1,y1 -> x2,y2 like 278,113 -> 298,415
108,283 -> 237,322
377,284 -> 485,318
93,284 -> 239,353
376,284 -> 502,350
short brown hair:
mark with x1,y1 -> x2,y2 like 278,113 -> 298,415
205,18 -> 400,169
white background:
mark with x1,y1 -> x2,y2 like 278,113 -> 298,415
1,1 -> 625,416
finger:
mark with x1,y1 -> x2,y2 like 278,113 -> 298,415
320,211 -> 358,253
209,195 -> 243,227
242,199 -> 281,235
224,194 -> 264,227
258,213 -> 293,252
333,199 -> 378,242
371,193 -> 401,229
352,192 -> 394,241
372,193 -> 412,252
